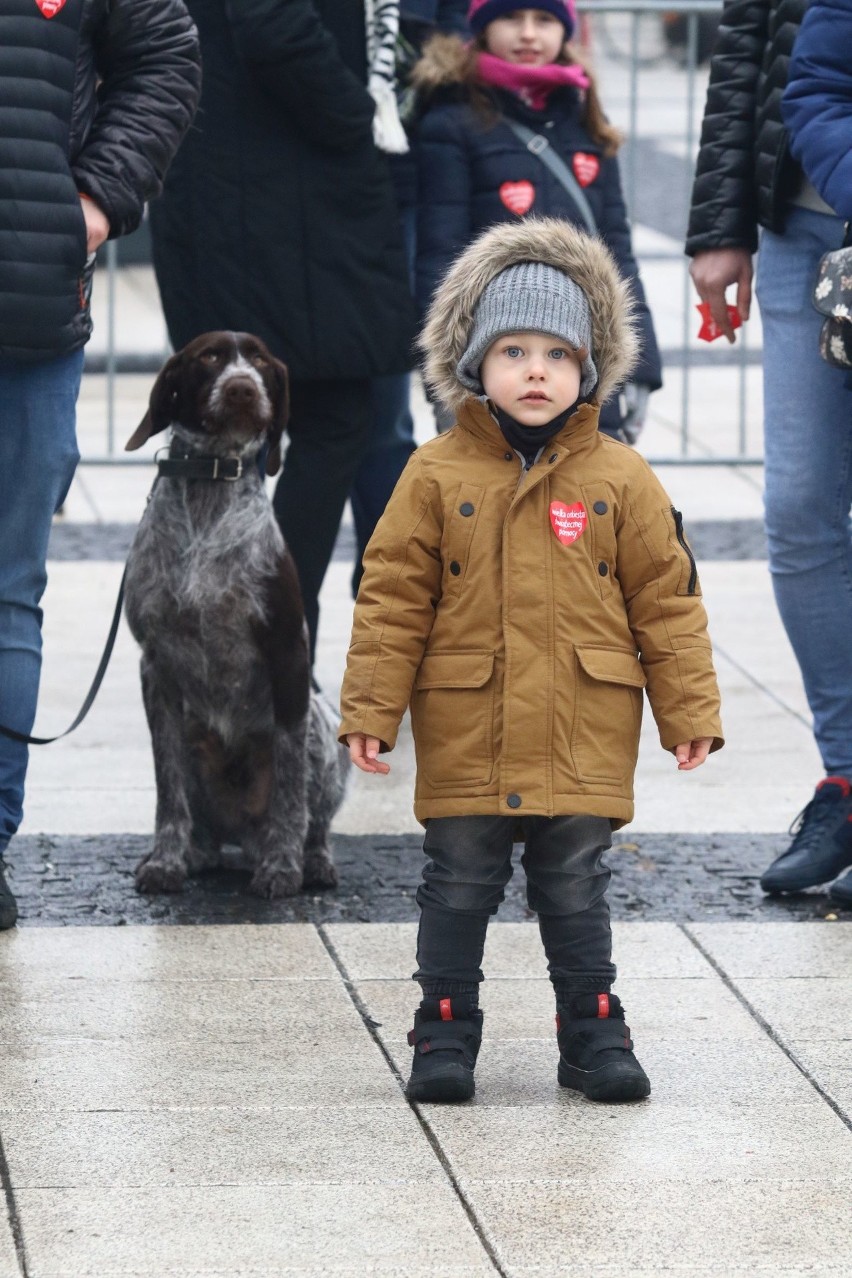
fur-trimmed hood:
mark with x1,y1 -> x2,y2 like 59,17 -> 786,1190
412,32 -> 473,93
419,217 -> 640,412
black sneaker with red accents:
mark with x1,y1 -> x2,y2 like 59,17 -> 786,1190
557,993 -> 650,1102
405,995 -> 483,1103
760,777 -> 852,894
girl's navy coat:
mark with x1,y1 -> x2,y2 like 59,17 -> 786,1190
413,38 -> 662,423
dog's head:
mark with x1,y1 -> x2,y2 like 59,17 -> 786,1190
125,332 -> 290,475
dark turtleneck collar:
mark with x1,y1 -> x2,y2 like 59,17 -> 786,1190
492,401 -> 581,466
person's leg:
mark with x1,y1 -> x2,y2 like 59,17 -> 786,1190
407,815 -> 515,1102
349,371 -> 415,596
524,815 -> 650,1101
756,208 -> 852,891
0,351 -> 83,921
272,377 -> 372,658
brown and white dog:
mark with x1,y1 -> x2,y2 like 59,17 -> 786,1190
124,331 -> 348,897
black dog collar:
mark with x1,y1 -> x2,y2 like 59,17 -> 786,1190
156,454 -> 244,482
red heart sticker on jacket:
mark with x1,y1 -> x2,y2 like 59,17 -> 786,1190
34,0 -> 67,15
550,501 -> 587,545
499,181 -> 536,216
572,153 -> 600,187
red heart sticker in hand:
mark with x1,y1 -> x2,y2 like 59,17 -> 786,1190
572,153 -> 600,187
550,501 -> 587,545
500,181 -> 536,216
696,301 -> 743,342
34,0 -> 67,15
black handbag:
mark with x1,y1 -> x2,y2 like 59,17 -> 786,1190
813,224 -> 852,370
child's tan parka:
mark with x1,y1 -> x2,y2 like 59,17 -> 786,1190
339,219 -> 723,827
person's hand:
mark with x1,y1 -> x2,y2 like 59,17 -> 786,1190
689,248 -> 753,343
674,737 -> 714,771
346,733 -> 391,775
621,383 -> 651,446
79,195 -> 110,255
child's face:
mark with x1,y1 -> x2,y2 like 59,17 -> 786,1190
484,9 -> 566,66
480,331 -> 583,424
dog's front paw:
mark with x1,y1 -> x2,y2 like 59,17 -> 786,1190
135,852 -> 188,895
302,845 -> 338,889
250,861 -> 303,899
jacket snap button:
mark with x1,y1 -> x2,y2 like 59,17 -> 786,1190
450,561 -> 461,576
593,501 -> 608,515
598,562 -> 609,577
460,501 -> 474,516
507,793 -> 522,809
549,453 -> 558,464
504,451 -> 513,461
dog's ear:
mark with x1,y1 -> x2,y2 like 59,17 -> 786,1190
265,357 -> 290,477
125,351 -> 183,451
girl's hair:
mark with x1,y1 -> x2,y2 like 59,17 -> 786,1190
465,34 -> 622,157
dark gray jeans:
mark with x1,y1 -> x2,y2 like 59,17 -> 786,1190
414,814 -> 616,1003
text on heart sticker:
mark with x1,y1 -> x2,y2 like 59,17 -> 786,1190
499,181 -> 536,216
35,0 -> 67,15
550,501 -> 587,545
572,153 -> 600,188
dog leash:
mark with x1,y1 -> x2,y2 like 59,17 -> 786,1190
0,452 -> 247,746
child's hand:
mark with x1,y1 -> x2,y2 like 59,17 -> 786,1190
346,733 -> 391,775
674,738 -> 714,771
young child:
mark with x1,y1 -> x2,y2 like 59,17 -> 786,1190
412,0 -> 661,442
339,218 -> 723,1104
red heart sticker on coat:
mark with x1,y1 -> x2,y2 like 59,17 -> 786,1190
34,0 -> 67,15
572,153 -> 600,187
499,181 -> 535,216
550,501 -> 587,545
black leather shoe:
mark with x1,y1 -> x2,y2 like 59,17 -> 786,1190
760,778 -> 852,894
557,993 -> 650,1101
829,868 -> 852,907
0,860 -> 18,930
405,995 -> 482,1103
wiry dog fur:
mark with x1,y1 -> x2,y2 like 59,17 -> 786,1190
124,331 -> 349,898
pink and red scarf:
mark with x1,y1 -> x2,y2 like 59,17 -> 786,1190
475,51 -> 589,111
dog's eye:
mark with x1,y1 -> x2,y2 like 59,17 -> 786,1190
200,350 -> 220,364
249,353 -> 267,367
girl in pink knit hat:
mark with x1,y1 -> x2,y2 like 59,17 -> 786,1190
412,3 -> 662,443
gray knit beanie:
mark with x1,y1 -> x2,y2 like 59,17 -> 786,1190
456,261 -> 598,398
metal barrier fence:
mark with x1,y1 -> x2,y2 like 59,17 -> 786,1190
83,0 -> 763,467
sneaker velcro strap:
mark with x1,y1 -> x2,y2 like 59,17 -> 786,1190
560,1020 -> 632,1053
410,1017 -> 480,1045
417,1034 -> 476,1056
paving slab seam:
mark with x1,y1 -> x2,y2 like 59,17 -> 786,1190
0,1128 -> 28,1276
680,924 -> 852,1132
315,923 -> 507,1278
712,642 -> 812,732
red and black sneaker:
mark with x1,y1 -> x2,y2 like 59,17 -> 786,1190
557,993 -> 650,1102
405,995 -> 483,1103
760,777 -> 852,894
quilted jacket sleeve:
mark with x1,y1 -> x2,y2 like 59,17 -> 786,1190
781,0 -> 852,219
339,453 -> 445,751
74,0 -> 201,239
224,0 -> 376,151
615,460 -> 724,753
415,105 -> 475,317
685,0 -> 770,255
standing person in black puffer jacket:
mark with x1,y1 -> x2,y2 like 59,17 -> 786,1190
0,0 -> 201,931
686,0 -> 852,904
412,0 -> 662,442
149,0 -> 418,658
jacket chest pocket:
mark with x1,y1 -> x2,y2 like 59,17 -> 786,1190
411,649 -> 495,787
441,483 -> 486,595
571,645 -> 646,785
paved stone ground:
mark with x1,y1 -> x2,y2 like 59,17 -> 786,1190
8,831 -> 846,926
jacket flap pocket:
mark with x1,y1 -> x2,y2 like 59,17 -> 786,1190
575,646 -> 646,688
415,649 -> 495,690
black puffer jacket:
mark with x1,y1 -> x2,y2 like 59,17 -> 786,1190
686,0 -> 807,255
0,0 -> 200,364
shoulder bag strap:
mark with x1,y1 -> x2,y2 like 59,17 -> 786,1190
502,117 -> 598,237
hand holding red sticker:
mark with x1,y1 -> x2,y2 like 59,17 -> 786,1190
696,301 -> 742,342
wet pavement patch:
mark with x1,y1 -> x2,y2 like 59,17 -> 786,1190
5,832 -> 847,926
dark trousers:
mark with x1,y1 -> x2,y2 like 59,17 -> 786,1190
414,814 -> 616,1004
273,377 -> 373,657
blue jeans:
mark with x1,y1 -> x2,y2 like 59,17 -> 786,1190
757,207 -> 852,777
0,351 -> 83,849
